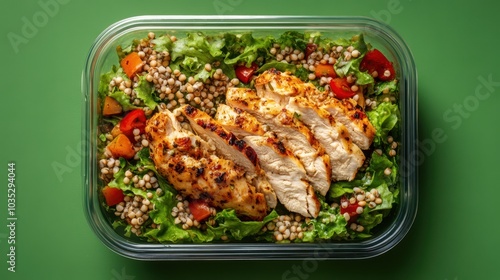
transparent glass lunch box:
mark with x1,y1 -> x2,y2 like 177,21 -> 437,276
82,15 -> 418,260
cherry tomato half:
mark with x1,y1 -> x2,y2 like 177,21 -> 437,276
235,62 -> 258,84
330,78 -> 356,99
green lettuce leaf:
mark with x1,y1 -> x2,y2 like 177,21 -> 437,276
365,152 -> 398,187
334,34 -> 374,86
223,33 -> 273,67
357,211 -> 384,232
151,35 -> 173,52
134,75 -> 157,110
107,159 -> 148,198
116,39 -> 140,60
132,148 -> 177,194
98,66 -> 127,95
366,102 -> 400,146
302,199 -> 348,241
170,32 -> 234,79
276,31 -> 307,50
257,61 -> 297,74
109,91 -> 137,111
328,181 -> 355,199
374,79 -> 399,96
207,209 -> 278,241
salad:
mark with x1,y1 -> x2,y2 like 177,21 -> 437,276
96,30 -> 401,243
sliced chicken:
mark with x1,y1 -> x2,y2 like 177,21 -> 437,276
178,105 -> 260,177
216,101 -> 331,196
145,108 -> 268,220
244,135 -> 320,217
320,98 -> 375,150
214,104 -> 267,137
177,105 -> 277,208
253,71 -> 365,181
286,96 -> 365,181
255,69 -> 375,150
255,68 -> 318,101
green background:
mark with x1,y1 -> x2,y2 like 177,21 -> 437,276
1,0 -> 499,279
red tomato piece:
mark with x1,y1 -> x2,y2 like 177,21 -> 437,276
340,196 -> 360,223
314,64 -> 336,78
330,78 -> 356,99
188,199 -> 212,222
235,63 -> 258,84
360,49 -> 395,81
305,43 -> 317,59
119,109 -> 146,139
102,186 -> 125,206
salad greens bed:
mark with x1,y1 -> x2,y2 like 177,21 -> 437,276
97,30 -> 401,243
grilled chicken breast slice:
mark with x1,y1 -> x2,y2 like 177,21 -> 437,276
244,135 -> 320,217
286,96 -> 365,181
214,104 -> 268,137
216,100 -> 331,196
178,105 -> 277,208
256,69 -> 375,150
145,108 -> 268,220
320,98 -> 375,150
178,105 -> 259,177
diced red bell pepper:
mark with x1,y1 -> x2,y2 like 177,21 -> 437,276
119,109 -> 147,139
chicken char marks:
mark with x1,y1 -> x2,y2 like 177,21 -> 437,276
178,105 -> 277,209
145,108 -> 268,220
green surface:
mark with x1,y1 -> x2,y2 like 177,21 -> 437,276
0,0 -> 499,279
